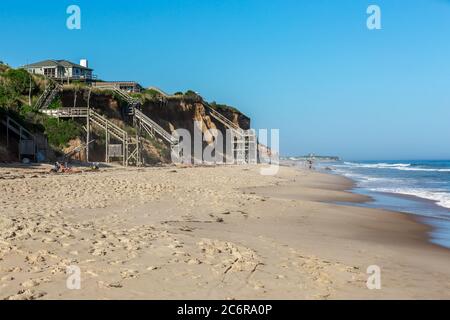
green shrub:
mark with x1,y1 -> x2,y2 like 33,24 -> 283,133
4,69 -> 36,95
0,85 -> 10,108
209,101 -> 239,113
19,104 -> 35,116
143,88 -> 161,98
0,63 -> 9,73
184,90 -> 198,97
47,98 -> 62,110
43,118 -> 82,147
0,84 -> 20,109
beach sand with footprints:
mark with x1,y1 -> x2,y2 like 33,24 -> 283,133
0,164 -> 449,299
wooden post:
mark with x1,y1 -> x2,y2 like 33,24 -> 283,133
86,89 -> 91,163
19,126 -> 22,160
123,135 -> 127,167
73,88 -> 77,108
6,117 -> 9,148
105,122 -> 109,163
28,74 -> 32,106
86,110 -> 90,163
136,132 -> 140,167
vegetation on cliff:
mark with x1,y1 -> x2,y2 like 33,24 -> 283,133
42,118 -> 83,148
1,61 -> 249,163
0,64 -> 84,153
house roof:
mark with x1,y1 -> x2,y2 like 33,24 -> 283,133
22,59 -> 93,71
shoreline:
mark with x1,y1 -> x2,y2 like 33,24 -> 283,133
1,164 -> 450,299
244,167 -> 450,299
321,166 -> 450,250
295,166 -> 450,252
256,165 -> 443,249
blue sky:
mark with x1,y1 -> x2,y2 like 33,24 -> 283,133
1,0 -> 450,160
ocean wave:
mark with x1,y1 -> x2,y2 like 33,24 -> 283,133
343,162 -> 411,168
341,162 -> 450,172
332,170 -> 406,187
372,188 -> 450,209
393,167 -> 450,172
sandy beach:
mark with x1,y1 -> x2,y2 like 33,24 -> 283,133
0,164 -> 449,300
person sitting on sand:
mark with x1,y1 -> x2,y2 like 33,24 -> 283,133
49,161 -> 80,174
50,162 -> 61,173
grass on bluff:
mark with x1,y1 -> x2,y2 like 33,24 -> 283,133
43,117 -> 83,148
209,101 -> 240,113
0,65 -> 83,149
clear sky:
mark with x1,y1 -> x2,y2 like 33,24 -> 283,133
1,0 -> 450,160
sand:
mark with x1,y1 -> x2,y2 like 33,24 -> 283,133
0,164 -> 449,300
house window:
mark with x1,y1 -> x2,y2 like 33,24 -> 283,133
43,68 -> 56,78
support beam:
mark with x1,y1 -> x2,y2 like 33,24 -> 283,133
86,110 -> 90,162
105,122 -> 109,163
6,118 -> 9,148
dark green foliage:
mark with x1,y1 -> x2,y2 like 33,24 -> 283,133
0,63 -> 8,73
0,67 -> 37,111
19,104 -> 35,116
43,118 -> 83,147
47,98 -> 62,110
0,85 -> 20,109
0,85 -> 12,108
209,101 -> 239,113
144,88 -> 162,98
184,90 -> 198,97
4,69 -> 36,95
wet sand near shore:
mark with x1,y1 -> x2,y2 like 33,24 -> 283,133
0,164 -> 449,299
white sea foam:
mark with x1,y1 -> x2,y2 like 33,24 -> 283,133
333,169 -> 403,184
343,162 -> 411,168
340,162 -> 450,172
393,167 -> 450,172
372,188 -> 450,209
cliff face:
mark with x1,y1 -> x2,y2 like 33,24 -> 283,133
59,88 -> 251,163
61,89 -> 251,136
61,89 -> 122,120
141,98 -> 250,138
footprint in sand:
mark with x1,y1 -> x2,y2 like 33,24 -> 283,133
6,289 -> 47,300
20,277 -> 51,288
120,269 -> 139,279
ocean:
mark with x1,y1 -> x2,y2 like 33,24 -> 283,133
315,160 -> 450,249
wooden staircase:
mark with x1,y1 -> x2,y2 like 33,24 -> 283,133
35,81 -> 63,110
203,103 -> 257,164
142,87 -> 257,164
42,108 -> 140,166
93,85 -> 140,115
133,109 -> 177,145
1,116 -> 36,161
94,85 -> 180,159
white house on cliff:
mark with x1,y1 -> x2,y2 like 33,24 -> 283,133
22,59 -> 95,81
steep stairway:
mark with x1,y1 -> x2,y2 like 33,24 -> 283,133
203,103 -> 257,164
145,87 -> 257,164
35,81 -> 63,109
0,116 -> 36,161
42,108 -> 140,166
94,85 -> 179,158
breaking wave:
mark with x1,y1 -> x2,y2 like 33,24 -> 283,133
341,162 -> 450,172
372,188 -> 450,209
